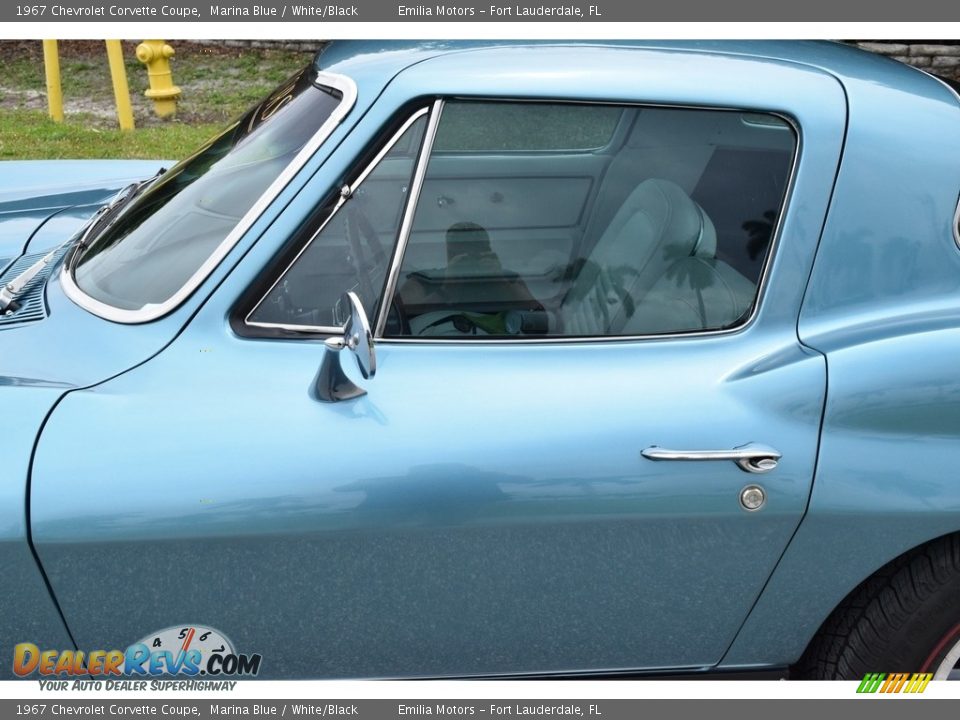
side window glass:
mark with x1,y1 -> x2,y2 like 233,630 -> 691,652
386,101 -> 795,338
246,113 -> 427,330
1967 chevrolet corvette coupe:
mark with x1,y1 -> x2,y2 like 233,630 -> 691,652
2,40 -> 960,681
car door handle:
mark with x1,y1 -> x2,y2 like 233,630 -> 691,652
641,442 -> 781,474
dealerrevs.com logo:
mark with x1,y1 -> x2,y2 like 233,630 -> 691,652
13,625 -> 262,682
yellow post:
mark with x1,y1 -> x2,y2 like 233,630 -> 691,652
104,40 -> 134,131
42,40 -> 64,123
135,40 -> 181,118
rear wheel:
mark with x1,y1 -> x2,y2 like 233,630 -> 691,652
795,534 -> 960,680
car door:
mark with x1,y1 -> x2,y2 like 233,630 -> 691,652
30,48 -> 847,678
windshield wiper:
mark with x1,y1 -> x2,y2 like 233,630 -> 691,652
73,166 -> 168,259
0,247 -> 66,315
0,203 -> 112,315
0,169 -> 165,315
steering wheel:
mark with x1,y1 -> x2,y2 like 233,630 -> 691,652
344,203 -> 382,316
347,202 -> 386,265
344,202 -> 413,335
384,289 -> 412,336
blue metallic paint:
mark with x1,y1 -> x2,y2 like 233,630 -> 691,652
0,390 -> 74,657
32,336 -> 824,678
0,209 -> 53,275
28,45 -> 847,677
724,45 -> 960,669
0,159 -> 168,663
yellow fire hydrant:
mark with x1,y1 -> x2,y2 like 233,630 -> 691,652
135,40 -> 181,118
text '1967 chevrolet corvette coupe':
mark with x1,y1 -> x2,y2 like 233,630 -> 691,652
1,40 -> 960,681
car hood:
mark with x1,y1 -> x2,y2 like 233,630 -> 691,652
0,159 -> 179,395
0,159 -> 170,272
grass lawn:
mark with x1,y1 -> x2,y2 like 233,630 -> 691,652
0,40 -> 317,161
0,111 -> 225,160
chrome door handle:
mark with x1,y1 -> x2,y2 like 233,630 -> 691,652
641,442 -> 781,474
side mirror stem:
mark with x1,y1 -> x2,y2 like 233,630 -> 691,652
316,336 -> 366,402
314,291 -> 376,403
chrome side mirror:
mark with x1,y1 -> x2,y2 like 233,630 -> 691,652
315,291 -> 376,402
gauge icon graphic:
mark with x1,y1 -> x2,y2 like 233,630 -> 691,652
132,625 -> 236,675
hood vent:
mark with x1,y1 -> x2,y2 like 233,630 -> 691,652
0,246 -> 70,329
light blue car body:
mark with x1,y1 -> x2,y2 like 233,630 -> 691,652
1,40 -> 959,678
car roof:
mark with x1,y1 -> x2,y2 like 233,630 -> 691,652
312,39 -> 953,101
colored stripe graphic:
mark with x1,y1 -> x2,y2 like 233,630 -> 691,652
885,673 -> 907,693
857,673 -> 932,694
908,673 -> 933,693
857,673 -> 886,693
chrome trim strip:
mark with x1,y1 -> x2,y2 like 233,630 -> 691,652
351,109 -> 430,190
62,71 -> 358,324
933,634 -> 960,680
917,66 -> 960,106
375,331 -> 744,346
245,107 -> 431,335
954,194 -> 960,253
374,99 -> 444,339
245,321 -> 339,334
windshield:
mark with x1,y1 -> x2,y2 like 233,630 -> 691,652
72,66 -> 346,313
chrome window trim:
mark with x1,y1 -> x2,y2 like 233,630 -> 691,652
61,71 -> 358,325
373,99 -> 444,338
955,193 -> 960,252
244,107 -> 432,335
238,99 -> 799,345
371,102 -> 800,345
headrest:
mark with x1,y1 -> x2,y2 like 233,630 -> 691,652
619,178 -> 716,259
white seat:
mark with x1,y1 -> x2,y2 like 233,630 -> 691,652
555,178 -> 717,336
408,178 -> 719,338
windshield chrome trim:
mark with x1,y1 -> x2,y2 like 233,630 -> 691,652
244,106 -> 432,335
61,71 -> 358,324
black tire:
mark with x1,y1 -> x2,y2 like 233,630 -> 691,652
795,533 -> 960,679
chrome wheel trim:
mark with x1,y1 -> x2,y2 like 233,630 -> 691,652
933,634 -> 960,680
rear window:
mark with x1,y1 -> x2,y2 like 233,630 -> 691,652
433,102 -> 622,152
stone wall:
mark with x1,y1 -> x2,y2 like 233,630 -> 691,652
851,42 -> 960,82
187,39 -> 324,53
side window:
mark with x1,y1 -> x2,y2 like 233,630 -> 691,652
386,101 -> 795,338
245,112 -> 428,331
